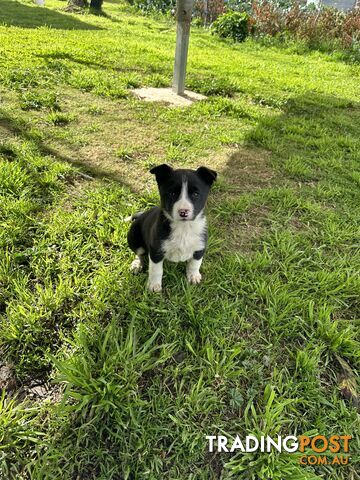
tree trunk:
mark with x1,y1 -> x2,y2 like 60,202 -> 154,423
90,0 -> 103,10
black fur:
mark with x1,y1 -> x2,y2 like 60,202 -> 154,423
127,207 -> 170,262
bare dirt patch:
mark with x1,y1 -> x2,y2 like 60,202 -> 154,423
1,350 -> 62,403
0,362 -> 17,393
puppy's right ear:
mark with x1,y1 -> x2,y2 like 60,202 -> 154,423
150,164 -> 173,183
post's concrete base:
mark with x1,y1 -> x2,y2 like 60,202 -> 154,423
131,87 -> 206,107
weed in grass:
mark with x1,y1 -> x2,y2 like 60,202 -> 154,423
283,155 -> 314,182
121,72 -> 142,89
87,104 -> 104,115
187,75 -> 240,97
19,91 -> 60,111
166,143 -> 186,162
43,59 -> 72,79
5,68 -> 41,90
46,111 -> 75,126
54,321 -> 175,423
193,97 -> 257,120
224,385 -> 319,480
148,72 -> 171,87
116,147 -> 137,161
69,68 -> 129,98
0,391 -> 43,478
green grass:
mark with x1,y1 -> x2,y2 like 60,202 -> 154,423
0,1 -> 359,479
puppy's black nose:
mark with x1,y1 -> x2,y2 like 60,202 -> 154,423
179,209 -> 190,218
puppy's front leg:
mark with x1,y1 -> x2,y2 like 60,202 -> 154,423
148,253 -> 164,292
187,250 -> 204,285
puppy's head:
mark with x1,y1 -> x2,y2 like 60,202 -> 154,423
150,164 -> 217,222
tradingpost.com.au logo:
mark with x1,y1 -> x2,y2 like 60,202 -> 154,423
206,435 -> 352,466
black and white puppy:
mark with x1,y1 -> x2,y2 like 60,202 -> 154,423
127,164 -> 217,292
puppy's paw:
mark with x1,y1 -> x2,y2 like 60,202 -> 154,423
130,258 -> 143,274
187,272 -> 202,284
147,282 -> 162,293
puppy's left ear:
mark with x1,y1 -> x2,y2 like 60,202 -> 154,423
196,166 -> 217,186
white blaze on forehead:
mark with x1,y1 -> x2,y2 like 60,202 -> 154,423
172,180 -> 193,218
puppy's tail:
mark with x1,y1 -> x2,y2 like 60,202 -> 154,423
124,211 -> 144,222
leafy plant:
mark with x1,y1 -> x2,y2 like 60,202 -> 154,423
0,391 -> 43,477
53,321 -> 174,422
46,112 -> 75,126
212,11 -> 250,42
20,91 -> 60,111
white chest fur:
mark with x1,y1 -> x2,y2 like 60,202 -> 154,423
163,216 -> 206,263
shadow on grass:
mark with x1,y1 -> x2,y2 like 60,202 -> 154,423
223,92 -> 360,191
37,52 -> 170,77
0,0 -> 103,30
38,52 -> 148,73
0,107 -> 133,190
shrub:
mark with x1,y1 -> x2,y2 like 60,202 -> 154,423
250,0 -> 360,58
342,9 -> 360,49
250,0 -> 285,37
212,11 -> 250,42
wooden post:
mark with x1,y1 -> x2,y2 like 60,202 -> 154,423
173,0 -> 194,95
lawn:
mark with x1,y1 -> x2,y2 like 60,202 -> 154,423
0,0 -> 359,478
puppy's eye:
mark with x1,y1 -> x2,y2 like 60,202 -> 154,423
169,191 -> 177,198
192,191 -> 199,198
